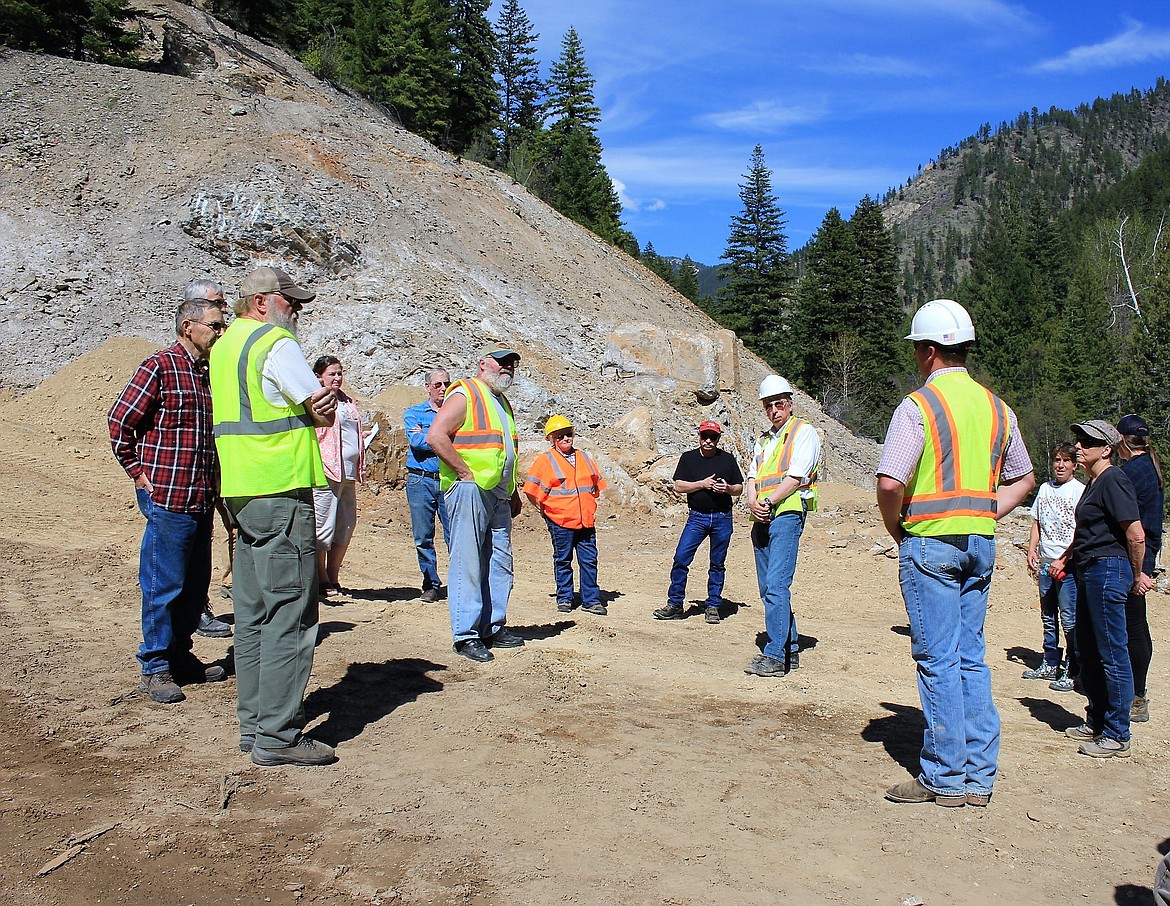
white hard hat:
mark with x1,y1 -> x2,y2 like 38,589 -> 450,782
758,374 -> 793,400
905,298 -> 975,345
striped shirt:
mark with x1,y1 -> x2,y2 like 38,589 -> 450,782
108,342 -> 218,514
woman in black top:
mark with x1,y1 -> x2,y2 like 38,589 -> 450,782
1049,420 -> 1147,758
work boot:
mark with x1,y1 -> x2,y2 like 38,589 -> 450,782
196,607 -> 233,638
139,670 -> 185,704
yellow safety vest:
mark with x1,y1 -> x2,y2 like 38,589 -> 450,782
753,416 -> 819,519
902,370 -> 1010,537
209,318 -> 326,497
439,377 -> 519,494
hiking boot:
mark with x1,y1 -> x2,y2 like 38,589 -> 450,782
419,585 -> 441,603
139,670 -> 185,704
884,777 -> 965,807
196,608 -> 233,638
1078,736 -> 1131,758
1049,672 -> 1075,693
556,601 -> 573,613
744,655 -> 789,677
486,628 -> 525,648
453,639 -> 494,662
705,606 -> 721,624
1064,723 -> 1098,741
1022,663 -> 1060,680
1132,696 -> 1150,722
581,604 -> 607,616
653,604 -> 685,620
251,735 -> 337,767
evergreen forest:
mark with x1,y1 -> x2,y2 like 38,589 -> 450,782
3,0 -> 1169,484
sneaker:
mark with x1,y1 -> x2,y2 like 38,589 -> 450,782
1064,723 -> 1098,741
705,606 -> 721,624
1049,673 -> 1075,693
486,628 -> 525,648
453,639 -> 494,662
419,586 -> 440,603
139,670 -> 185,704
1132,696 -> 1150,722
653,604 -> 686,620
239,734 -> 255,753
744,655 -> 789,677
581,604 -> 607,616
172,654 -> 227,685
556,602 -> 573,613
251,735 -> 337,767
884,777 -> 965,807
1022,663 -> 1060,680
196,608 -> 233,638
1078,736 -> 1131,758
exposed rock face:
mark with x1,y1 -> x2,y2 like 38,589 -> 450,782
0,0 -> 880,507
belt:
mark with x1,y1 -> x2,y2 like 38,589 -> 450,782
407,467 -> 440,480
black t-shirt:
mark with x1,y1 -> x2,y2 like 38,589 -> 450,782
673,447 -> 744,513
1072,467 -> 1141,562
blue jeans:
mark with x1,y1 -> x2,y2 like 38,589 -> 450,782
1075,557 -> 1133,743
667,511 -> 733,609
445,482 -> 513,643
898,534 -> 999,797
752,510 -> 805,662
1037,568 -> 1078,668
406,473 -> 450,590
136,488 -> 213,675
545,517 -> 600,607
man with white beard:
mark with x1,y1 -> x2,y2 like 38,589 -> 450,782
210,266 -> 339,766
427,344 -> 525,663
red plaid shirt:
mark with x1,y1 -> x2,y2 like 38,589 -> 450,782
108,342 -> 218,514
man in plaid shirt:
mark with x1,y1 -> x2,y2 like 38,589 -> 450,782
109,293 -> 230,704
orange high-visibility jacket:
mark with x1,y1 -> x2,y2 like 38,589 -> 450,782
523,448 -> 607,529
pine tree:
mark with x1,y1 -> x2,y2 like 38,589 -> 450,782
640,242 -> 676,286
1,0 -> 139,62
493,0 -> 542,167
446,0 -> 497,154
848,195 -> 903,421
715,145 -> 792,354
676,255 -> 701,302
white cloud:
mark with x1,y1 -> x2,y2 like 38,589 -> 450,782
612,177 -> 667,213
702,100 -> 827,133
1034,19 -> 1170,73
806,53 -> 929,78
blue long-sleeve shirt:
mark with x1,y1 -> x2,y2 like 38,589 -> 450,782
403,400 -> 441,472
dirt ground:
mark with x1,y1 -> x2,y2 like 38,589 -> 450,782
2,342 -> 1167,906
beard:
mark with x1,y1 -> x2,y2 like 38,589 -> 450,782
486,371 -> 514,393
268,308 -> 298,335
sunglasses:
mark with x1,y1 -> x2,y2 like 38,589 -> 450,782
553,431 -> 575,440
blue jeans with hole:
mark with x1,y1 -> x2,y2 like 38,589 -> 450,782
545,517 -> 600,608
136,488 -> 213,675
1075,556 -> 1133,743
406,473 -> 450,590
445,482 -> 513,643
752,510 -> 805,662
1037,568 -> 1078,668
667,510 -> 733,609
898,533 -> 999,797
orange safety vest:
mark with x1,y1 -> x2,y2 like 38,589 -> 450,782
902,370 -> 1010,537
523,448 -> 607,529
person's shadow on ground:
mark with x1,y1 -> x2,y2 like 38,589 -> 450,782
304,658 -> 446,746
347,586 -> 425,603
860,701 -> 926,776
1017,696 -> 1081,732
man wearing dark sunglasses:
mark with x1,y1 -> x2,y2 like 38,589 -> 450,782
109,291 -> 230,707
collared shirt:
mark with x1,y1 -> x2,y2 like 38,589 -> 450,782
876,367 -> 1032,485
403,399 -> 441,471
108,341 -> 217,514
748,417 -> 820,500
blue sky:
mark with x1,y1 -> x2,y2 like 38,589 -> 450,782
496,1 -> 1170,265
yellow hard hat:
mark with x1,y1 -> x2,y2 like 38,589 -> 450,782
544,414 -> 574,437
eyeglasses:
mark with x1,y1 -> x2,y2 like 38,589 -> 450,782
428,381 -> 452,389
763,399 -> 791,411
270,291 -> 301,309
699,433 -> 720,441
199,320 -> 227,332
553,431 -> 575,441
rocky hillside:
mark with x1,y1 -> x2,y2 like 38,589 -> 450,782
0,0 -> 878,503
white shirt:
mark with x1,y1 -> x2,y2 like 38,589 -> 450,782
449,383 -> 516,499
1030,477 -> 1085,559
260,337 -> 320,408
749,417 -> 821,500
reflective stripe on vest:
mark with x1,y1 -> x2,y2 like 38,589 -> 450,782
209,318 -> 325,498
439,377 -> 518,494
525,448 -> 603,529
754,417 -> 819,518
902,371 -> 1010,536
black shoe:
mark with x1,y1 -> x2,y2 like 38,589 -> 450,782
172,654 -> 227,684
196,609 -> 233,638
486,628 -> 525,648
251,735 -> 336,767
239,734 -> 255,753
653,604 -> 686,620
454,639 -> 494,662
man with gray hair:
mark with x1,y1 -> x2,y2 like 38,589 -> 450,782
182,279 -> 235,639
108,292 -> 229,703
403,368 -> 452,602
210,266 -> 338,766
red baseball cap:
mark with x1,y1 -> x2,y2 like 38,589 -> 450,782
697,420 -> 722,435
